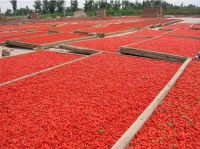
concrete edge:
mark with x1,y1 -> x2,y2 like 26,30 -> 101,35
111,58 -> 192,149
0,48 -> 2,58
59,44 -> 100,55
166,34 -> 200,40
0,49 -> 36,59
6,36 -> 97,50
120,47 -> 187,63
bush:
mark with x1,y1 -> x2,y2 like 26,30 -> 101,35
164,8 -> 200,15
106,9 -> 142,16
85,11 -> 96,16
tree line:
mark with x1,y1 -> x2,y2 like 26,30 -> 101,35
4,0 -> 200,16
6,0 -> 79,16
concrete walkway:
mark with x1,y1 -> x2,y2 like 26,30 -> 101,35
0,47 -> 34,58
178,17 -> 200,24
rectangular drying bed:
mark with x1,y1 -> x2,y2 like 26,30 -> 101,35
0,31 -> 23,38
74,19 -> 178,37
121,35 -> 200,61
0,53 -> 181,148
75,24 -> 137,37
191,24 -> 200,30
6,33 -> 95,49
167,28 -> 200,39
49,23 -> 96,33
162,23 -> 192,31
64,36 -> 146,53
0,51 -> 82,84
125,30 -> 168,38
0,31 -> 46,45
74,21 -> 150,37
128,60 -> 200,148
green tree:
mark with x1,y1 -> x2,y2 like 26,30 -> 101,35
10,0 -> 17,15
122,0 -> 129,10
149,0 -> 162,7
129,2 -> 137,9
84,0 -> 94,11
34,0 -> 42,13
56,0 -> 64,13
161,1 -> 173,9
135,0 -> 142,9
16,7 -> 30,16
84,0 -> 88,11
187,4 -> 196,8
5,9 -> 12,16
110,0 -> 121,10
93,1 -> 100,10
142,0 -> 151,8
113,0 -> 121,10
71,0 -> 78,11
99,0 -> 107,9
42,0 -> 49,14
49,0 -> 56,13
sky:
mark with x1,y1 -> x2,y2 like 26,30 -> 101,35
0,0 -> 200,13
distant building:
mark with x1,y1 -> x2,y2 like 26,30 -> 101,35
96,9 -> 107,17
31,12 -> 40,19
142,7 -> 163,18
74,10 -> 87,17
